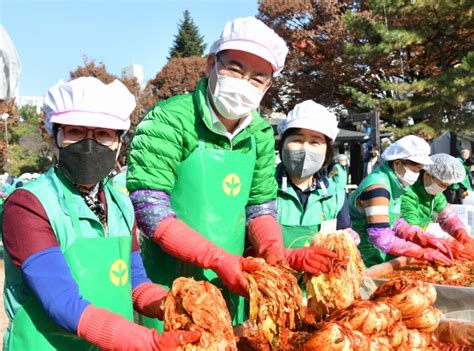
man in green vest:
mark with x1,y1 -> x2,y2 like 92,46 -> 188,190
2,77 -> 199,350
401,153 -> 473,258
349,135 -> 454,267
127,17 -> 336,328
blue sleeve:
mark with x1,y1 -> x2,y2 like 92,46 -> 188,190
336,194 -> 351,230
131,250 -> 150,290
21,246 -> 91,334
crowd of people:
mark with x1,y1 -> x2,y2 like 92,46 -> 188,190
1,16 -> 473,351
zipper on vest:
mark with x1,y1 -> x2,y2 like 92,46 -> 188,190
102,222 -> 109,237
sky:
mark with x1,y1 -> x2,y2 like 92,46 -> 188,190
1,0 -> 259,97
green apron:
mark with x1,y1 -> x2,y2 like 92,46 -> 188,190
140,136 -> 256,330
3,169 -> 134,351
350,163 -> 406,268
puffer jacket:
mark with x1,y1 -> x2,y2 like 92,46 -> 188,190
401,176 -> 447,229
127,78 -> 277,205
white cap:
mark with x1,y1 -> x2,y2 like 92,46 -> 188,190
277,100 -> 340,141
209,17 -> 288,75
382,135 -> 433,165
43,77 -> 136,134
424,153 -> 465,183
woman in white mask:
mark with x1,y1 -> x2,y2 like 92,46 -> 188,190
400,153 -> 473,259
349,135 -> 455,267
274,100 -> 360,263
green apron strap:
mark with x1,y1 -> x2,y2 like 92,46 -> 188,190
59,181 -> 83,237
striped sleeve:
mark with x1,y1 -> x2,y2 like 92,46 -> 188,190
357,186 -> 391,228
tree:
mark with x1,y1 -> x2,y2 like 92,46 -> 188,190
146,56 -> 207,104
0,99 -> 20,173
258,0 -> 473,135
7,105 -> 51,175
168,10 -> 206,59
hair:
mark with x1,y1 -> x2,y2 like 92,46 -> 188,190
279,128 -> 333,168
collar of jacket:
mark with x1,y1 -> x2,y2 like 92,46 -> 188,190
276,162 -> 331,194
380,162 -> 407,199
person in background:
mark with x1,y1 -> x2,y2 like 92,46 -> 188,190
401,153 -> 473,258
2,77 -> 199,350
349,135 -> 454,267
328,153 -> 349,190
274,100 -> 359,252
444,148 -> 473,204
363,145 -> 382,178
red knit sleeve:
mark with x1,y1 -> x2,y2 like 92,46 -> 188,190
2,189 -> 59,267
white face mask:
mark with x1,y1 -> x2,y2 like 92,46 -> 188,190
396,164 -> 420,187
425,177 -> 447,195
209,67 -> 265,120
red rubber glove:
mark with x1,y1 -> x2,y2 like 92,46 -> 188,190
284,247 -> 337,275
132,282 -> 168,320
247,215 -> 285,265
394,219 -> 453,259
153,217 -> 260,298
78,305 -> 200,351
448,239 -> 474,261
453,228 -> 474,247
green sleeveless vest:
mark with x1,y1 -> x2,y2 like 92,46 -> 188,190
3,167 -> 134,351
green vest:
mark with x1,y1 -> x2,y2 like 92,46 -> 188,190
276,167 -> 344,249
400,177 -> 447,229
3,167 -> 134,351
349,162 -> 406,267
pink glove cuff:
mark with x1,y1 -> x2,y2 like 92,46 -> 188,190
438,205 -> 466,237
132,282 -> 168,320
247,215 -> 284,258
367,226 -> 396,253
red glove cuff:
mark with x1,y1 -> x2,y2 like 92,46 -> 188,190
77,305 -> 126,350
247,215 -> 284,261
132,282 -> 168,320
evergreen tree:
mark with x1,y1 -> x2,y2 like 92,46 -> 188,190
168,10 -> 206,59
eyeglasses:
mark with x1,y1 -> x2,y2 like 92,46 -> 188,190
216,56 -> 272,89
60,126 -> 118,146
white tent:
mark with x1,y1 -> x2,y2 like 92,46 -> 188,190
0,25 -> 21,100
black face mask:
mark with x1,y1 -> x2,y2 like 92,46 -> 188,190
57,139 -> 116,185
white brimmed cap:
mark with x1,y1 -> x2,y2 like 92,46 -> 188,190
209,17 -> 288,76
382,135 -> 433,165
277,100 -> 340,141
44,77 -> 136,134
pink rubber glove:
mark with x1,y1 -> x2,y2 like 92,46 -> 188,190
448,239 -> 474,261
153,217 -> 260,298
438,205 -> 466,237
247,215 -> 285,265
132,282 -> 168,320
345,227 -> 361,246
78,305 -> 200,351
394,219 -> 453,259
284,247 -> 337,275
389,237 -> 454,266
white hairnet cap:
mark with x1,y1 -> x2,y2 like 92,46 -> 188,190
424,153 -> 466,183
337,154 -> 347,161
277,100 -> 340,141
209,17 -> 288,76
43,77 -> 136,134
382,135 -> 433,165
0,25 -> 21,100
